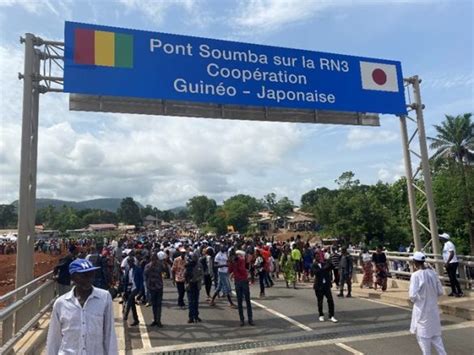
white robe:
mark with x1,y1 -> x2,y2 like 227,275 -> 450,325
409,268 -> 444,338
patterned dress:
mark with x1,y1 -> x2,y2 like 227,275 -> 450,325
280,254 -> 296,283
361,252 -> 373,287
372,252 -> 388,291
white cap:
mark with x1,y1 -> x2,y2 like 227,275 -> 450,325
157,251 -> 166,260
236,250 -> 246,256
439,232 -> 450,240
411,251 -> 426,262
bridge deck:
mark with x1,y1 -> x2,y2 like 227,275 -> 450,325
113,279 -> 474,354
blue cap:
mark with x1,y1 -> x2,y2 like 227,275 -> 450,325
69,259 -> 100,275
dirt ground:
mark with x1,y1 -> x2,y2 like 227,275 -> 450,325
0,252 -> 64,296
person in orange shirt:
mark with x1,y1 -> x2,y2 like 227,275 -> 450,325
172,248 -> 187,308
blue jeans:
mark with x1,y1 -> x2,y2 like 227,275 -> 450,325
216,271 -> 231,295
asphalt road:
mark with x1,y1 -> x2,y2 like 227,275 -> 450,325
113,279 -> 474,354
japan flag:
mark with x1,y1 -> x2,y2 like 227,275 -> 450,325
360,61 -> 399,92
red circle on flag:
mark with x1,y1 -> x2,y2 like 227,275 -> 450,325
372,68 -> 387,85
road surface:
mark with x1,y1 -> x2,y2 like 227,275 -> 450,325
113,279 -> 474,354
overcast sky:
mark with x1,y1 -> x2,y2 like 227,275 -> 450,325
0,0 -> 473,209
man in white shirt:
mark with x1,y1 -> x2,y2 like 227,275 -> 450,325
47,258 -> 118,355
209,245 -> 236,308
409,252 -> 446,355
439,232 -> 463,297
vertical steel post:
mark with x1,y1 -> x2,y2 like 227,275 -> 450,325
16,34 -> 40,288
411,76 -> 442,268
399,115 -> 422,251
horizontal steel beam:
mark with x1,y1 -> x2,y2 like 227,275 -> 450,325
69,94 -> 380,126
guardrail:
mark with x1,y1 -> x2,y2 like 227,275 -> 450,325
350,251 -> 473,290
0,271 -> 57,354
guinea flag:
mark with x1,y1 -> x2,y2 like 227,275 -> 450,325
360,61 -> 399,92
74,28 -> 133,68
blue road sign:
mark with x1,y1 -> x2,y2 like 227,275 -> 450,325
64,21 -> 407,115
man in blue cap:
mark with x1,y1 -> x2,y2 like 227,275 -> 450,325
46,258 -> 118,355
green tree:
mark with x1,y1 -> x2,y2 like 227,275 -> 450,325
262,193 -> 294,218
140,204 -> 158,218
432,167 -> 470,253
53,206 -> 82,232
161,210 -> 175,222
225,194 -> 262,213
428,113 -> 474,254
0,204 -> 17,228
187,195 -> 217,226
302,173 -> 411,249
208,207 -> 228,235
176,209 -> 189,220
36,205 -> 58,228
274,196 -> 294,217
117,197 -> 141,226
79,209 -> 118,225
301,187 -> 331,211
207,194 -> 262,234
335,171 -> 360,189
222,196 -> 257,232
262,193 -> 277,212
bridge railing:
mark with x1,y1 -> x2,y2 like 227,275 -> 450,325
350,250 -> 474,290
0,271 -> 57,354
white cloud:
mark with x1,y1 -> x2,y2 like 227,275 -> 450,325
0,40 -> 304,208
119,0 -> 200,26
233,0 -> 330,33
231,0 -> 438,34
423,72 -> 474,90
346,127 -> 398,150
375,159 -> 406,182
0,0 -> 73,17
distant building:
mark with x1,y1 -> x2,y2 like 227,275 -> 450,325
257,217 -> 275,232
36,229 -> 60,239
118,224 -> 136,232
66,228 -> 88,237
87,224 -> 117,232
143,215 -> 161,228
285,212 -> 315,231
252,210 -> 316,233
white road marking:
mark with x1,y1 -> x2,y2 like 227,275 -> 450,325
136,304 -> 152,349
217,321 -> 474,354
131,321 -> 474,354
230,290 -> 312,331
250,299 -> 313,331
359,297 -> 411,311
335,342 -> 364,354
113,300 -> 127,354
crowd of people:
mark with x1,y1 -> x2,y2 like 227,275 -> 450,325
46,228 -> 465,355
0,239 -> 16,254
53,231 -> 360,327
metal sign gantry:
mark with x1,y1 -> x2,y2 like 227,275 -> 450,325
16,34 -> 64,288
399,77 -> 442,272
15,33 -> 441,287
